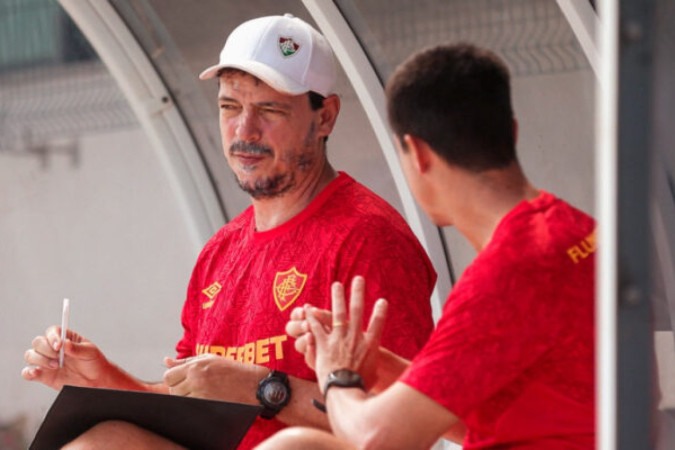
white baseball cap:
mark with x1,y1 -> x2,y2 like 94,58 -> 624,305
199,14 -> 337,97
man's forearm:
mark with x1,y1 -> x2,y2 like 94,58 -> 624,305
371,347 -> 411,393
96,360 -> 168,394
276,375 -> 330,430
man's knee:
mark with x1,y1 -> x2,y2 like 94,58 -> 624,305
255,427 -> 351,450
62,420 -> 185,450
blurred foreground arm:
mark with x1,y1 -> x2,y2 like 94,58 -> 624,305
300,277 -> 460,449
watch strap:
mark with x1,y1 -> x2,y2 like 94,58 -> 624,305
322,369 -> 365,398
313,370 -> 365,413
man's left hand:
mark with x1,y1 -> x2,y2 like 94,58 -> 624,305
163,354 -> 267,403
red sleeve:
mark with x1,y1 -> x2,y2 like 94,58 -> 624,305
400,252 -> 567,417
174,245 -> 209,359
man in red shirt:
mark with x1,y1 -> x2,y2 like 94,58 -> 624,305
259,43 -> 595,449
22,15 -> 435,449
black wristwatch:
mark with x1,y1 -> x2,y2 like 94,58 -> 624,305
323,369 -> 365,397
256,370 -> 291,419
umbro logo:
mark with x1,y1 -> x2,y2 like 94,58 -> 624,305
201,281 -> 222,309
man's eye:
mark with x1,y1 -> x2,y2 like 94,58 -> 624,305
262,108 -> 284,115
220,104 -> 238,110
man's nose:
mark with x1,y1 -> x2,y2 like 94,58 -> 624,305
236,111 -> 261,142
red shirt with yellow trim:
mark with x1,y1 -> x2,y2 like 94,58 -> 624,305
401,191 -> 595,449
176,172 -> 436,449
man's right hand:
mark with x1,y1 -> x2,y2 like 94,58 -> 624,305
22,326 -> 111,391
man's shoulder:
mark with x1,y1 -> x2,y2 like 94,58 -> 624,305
475,192 -> 596,284
497,192 -> 595,245
200,207 -> 253,252
328,174 -> 409,227
323,180 -> 430,262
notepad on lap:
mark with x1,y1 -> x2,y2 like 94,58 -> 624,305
30,385 -> 261,450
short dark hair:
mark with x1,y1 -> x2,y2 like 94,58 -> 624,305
307,91 -> 325,111
385,43 -> 516,172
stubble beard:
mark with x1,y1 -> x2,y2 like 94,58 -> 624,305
235,172 -> 294,200
231,123 -> 320,200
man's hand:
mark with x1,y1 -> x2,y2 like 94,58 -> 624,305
305,276 -> 388,390
286,305 -> 332,339
163,354 -> 268,404
22,326 -> 112,390
286,305 -> 332,370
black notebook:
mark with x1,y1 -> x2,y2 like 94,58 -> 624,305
30,385 -> 261,450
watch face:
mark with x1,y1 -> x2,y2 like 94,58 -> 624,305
261,379 -> 289,407
324,369 -> 365,394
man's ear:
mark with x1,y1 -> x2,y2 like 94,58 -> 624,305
316,94 -> 340,137
402,134 -> 432,174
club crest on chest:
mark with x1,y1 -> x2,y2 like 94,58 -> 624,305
273,267 -> 307,311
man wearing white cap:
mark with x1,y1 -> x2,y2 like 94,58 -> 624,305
23,14 -> 436,449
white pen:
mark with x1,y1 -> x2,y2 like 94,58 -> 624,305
59,298 -> 70,368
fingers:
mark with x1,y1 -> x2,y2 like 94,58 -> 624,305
166,377 -> 191,397
305,307 -> 329,338
24,349 -> 58,371
21,365 -> 52,386
25,335 -> 59,370
286,317 -> 307,338
40,326 -> 86,360
23,333 -> 64,387
163,363 -> 187,389
45,326 -> 62,352
21,365 -> 42,381
32,334 -> 58,359
163,357 -> 189,368
289,306 -> 306,321
348,276 -> 365,337
294,333 -> 310,354
305,277 -> 370,337
309,308 -> 333,326
304,334 -> 316,370
287,306 -> 333,338
331,281 -> 347,330
366,298 -> 388,345
164,355 -> 221,397
163,355 -> 208,389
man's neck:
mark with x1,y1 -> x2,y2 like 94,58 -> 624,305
451,164 -> 539,252
252,163 -> 338,232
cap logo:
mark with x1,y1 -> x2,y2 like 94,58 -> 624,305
278,37 -> 300,57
